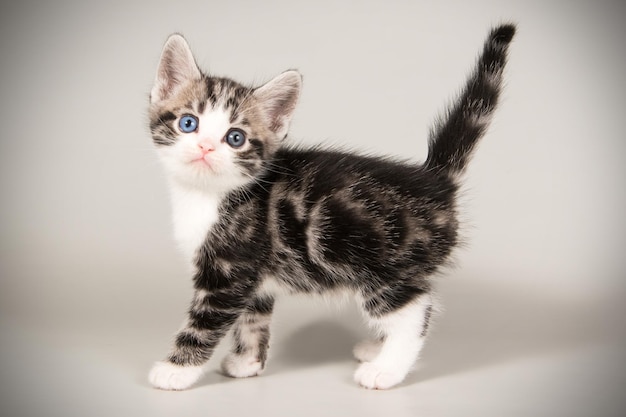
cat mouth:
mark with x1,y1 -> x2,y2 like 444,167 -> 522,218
189,155 -> 217,172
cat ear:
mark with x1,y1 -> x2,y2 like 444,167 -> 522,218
151,34 -> 202,103
253,70 -> 302,139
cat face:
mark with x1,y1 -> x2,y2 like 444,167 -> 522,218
149,34 -> 301,193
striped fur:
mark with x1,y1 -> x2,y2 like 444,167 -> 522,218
426,24 -> 515,177
147,25 -> 515,391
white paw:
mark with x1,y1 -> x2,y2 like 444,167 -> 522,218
353,339 -> 382,363
221,353 -> 264,378
354,362 -> 406,390
148,361 -> 205,390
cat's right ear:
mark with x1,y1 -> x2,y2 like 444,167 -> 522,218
151,34 -> 201,104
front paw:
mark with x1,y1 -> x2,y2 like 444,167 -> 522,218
221,353 -> 264,378
148,361 -> 205,390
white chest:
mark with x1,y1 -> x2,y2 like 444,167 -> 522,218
169,186 -> 222,264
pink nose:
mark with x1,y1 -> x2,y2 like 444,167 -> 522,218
197,140 -> 215,154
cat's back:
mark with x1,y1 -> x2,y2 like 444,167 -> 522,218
270,146 -> 457,204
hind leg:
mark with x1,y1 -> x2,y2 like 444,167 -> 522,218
354,293 -> 433,390
353,338 -> 383,363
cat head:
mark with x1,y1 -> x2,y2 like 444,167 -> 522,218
149,34 -> 301,193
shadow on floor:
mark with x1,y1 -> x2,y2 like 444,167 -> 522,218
271,319 -> 362,370
265,275 -> 606,386
408,275 -> 604,385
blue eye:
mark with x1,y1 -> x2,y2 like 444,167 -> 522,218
225,128 -> 246,148
178,115 -> 198,133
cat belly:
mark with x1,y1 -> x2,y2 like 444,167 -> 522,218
258,273 -> 354,308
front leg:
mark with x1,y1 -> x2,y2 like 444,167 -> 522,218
149,287 -> 248,390
221,295 -> 275,378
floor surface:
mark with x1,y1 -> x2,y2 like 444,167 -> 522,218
2,275 -> 624,417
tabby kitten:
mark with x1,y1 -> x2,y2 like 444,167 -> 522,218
147,25 -> 515,390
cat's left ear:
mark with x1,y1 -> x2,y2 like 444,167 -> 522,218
151,34 -> 202,104
253,70 -> 302,139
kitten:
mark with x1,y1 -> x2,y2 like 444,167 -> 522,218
147,24 -> 515,390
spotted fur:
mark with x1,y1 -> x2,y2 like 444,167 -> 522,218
147,25 -> 515,390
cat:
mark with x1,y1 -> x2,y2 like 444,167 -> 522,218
147,24 -> 515,391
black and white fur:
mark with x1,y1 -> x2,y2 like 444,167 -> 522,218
147,25 -> 515,390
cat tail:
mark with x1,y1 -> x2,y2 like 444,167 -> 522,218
425,24 -> 516,178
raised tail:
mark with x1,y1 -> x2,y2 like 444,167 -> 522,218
425,24 -> 516,178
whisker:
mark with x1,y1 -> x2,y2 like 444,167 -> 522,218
263,161 -> 296,177
240,171 -> 271,195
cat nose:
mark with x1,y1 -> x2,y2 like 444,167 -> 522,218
197,140 -> 215,154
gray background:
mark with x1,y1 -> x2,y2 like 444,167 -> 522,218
1,1 -> 625,416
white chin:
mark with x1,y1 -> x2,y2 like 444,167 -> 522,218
172,167 -> 248,194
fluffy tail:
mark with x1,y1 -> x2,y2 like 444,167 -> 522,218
425,24 -> 516,177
